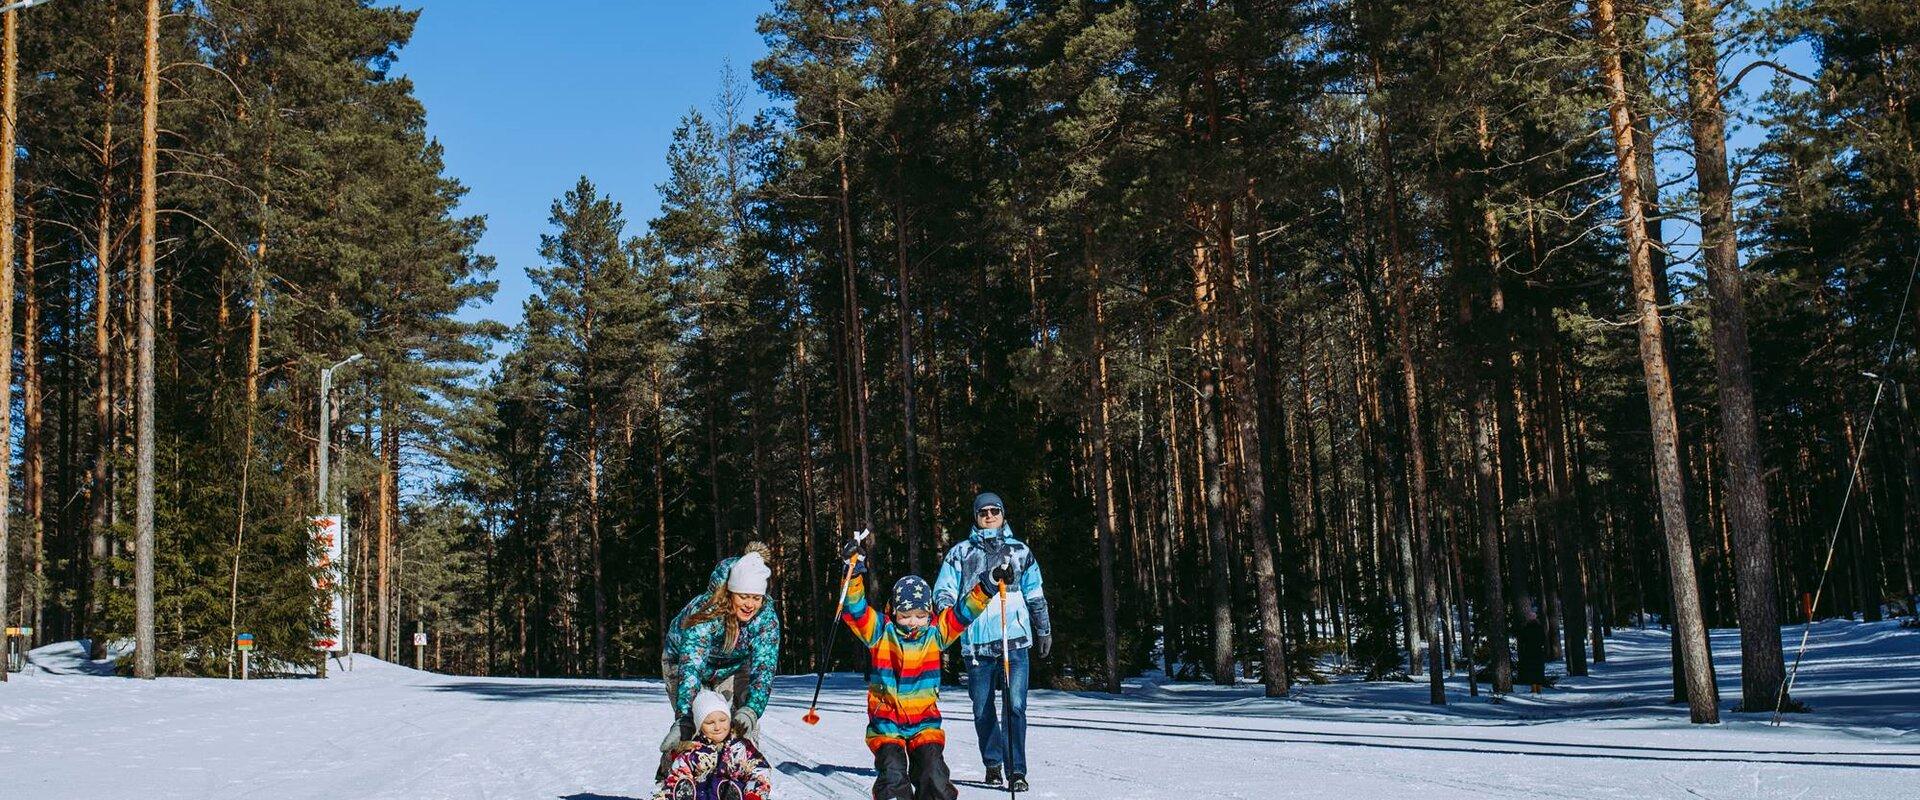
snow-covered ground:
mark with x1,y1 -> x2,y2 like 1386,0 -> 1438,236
2,620 -> 1916,799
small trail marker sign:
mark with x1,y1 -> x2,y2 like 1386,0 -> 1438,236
4,627 -> 28,672
236,633 -> 256,680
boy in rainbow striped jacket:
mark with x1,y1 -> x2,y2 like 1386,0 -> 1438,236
840,539 -> 1009,800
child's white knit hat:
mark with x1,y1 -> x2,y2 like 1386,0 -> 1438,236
693,689 -> 730,726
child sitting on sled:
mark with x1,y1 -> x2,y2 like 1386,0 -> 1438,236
839,535 -> 1010,800
655,689 -> 773,800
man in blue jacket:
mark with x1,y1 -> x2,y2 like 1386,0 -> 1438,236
933,492 -> 1052,793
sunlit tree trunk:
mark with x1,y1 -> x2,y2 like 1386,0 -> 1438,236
132,0 -> 159,680
1593,0 -> 1719,723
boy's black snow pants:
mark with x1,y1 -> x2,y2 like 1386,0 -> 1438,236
872,742 -> 956,800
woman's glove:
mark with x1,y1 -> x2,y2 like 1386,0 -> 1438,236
661,714 -> 693,753
731,707 -> 758,738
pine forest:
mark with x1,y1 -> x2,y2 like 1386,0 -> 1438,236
0,0 -> 1916,729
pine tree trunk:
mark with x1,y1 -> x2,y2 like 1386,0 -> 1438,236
378,413 -> 394,662
132,0 -> 159,680
228,151 -> 269,676
87,31 -> 118,661
833,101 -> 874,535
24,210 -> 43,645
1900,386 -> 1920,598
1471,387 -> 1511,692
55,261 -> 76,645
1542,350 -> 1589,676
0,7 -> 15,683
1593,0 -> 1719,723
1678,0 -> 1788,712
891,152 -> 923,574
1464,108 -> 1512,693
583,280 -> 606,678
1211,197 -> 1292,697
1084,235 -> 1122,694
589,420 -> 605,678
794,319 -> 822,670
1374,95 -> 1444,701
707,397 -> 724,559
1192,229 -> 1236,685
650,364 -> 669,645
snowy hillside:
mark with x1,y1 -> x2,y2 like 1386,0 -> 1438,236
2,620 -> 1916,799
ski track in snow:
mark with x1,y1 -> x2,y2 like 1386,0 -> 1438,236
2,620 -> 1916,799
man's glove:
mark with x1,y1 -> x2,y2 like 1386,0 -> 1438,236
990,557 -> 1016,586
1035,634 -> 1052,660
731,707 -> 758,738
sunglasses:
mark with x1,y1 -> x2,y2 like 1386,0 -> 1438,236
976,507 -> 1003,517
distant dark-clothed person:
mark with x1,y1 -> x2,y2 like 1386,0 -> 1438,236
933,492 -> 1052,793
1515,604 -> 1548,694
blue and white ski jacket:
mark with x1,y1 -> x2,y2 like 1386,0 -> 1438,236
933,523 -> 1051,659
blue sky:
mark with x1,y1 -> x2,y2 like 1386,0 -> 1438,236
398,1 -> 772,333
397,1 -> 1814,333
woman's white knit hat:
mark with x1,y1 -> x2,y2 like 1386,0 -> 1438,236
693,689 -> 731,725
727,551 -> 771,596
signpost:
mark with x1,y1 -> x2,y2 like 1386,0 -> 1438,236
311,515 -> 345,655
413,630 -> 427,670
5,626 -> 30,672
235,633 -> 255,680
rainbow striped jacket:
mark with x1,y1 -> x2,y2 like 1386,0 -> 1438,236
841,573 -> 991,751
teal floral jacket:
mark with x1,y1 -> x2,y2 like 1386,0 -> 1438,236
662,556 -> 781,717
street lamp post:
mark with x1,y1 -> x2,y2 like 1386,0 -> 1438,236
318,354 -> 363,515
317,354 -> 362,670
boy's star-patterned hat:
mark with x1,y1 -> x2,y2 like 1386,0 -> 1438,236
892,575 -> 933,613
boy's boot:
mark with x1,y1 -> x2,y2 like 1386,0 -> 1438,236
984,764 -> 1003,787
1009,774 -> 1030,792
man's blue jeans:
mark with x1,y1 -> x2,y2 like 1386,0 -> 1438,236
965,646 -> 1029,776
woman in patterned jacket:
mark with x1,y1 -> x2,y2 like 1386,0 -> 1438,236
658,543 -> 781,780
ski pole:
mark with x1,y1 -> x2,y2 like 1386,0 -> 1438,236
998,565 -> 1018,799
804,530 -> 868,725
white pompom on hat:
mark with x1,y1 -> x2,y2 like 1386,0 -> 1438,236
692,688 -> 731,726
727,551 -> 771,596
